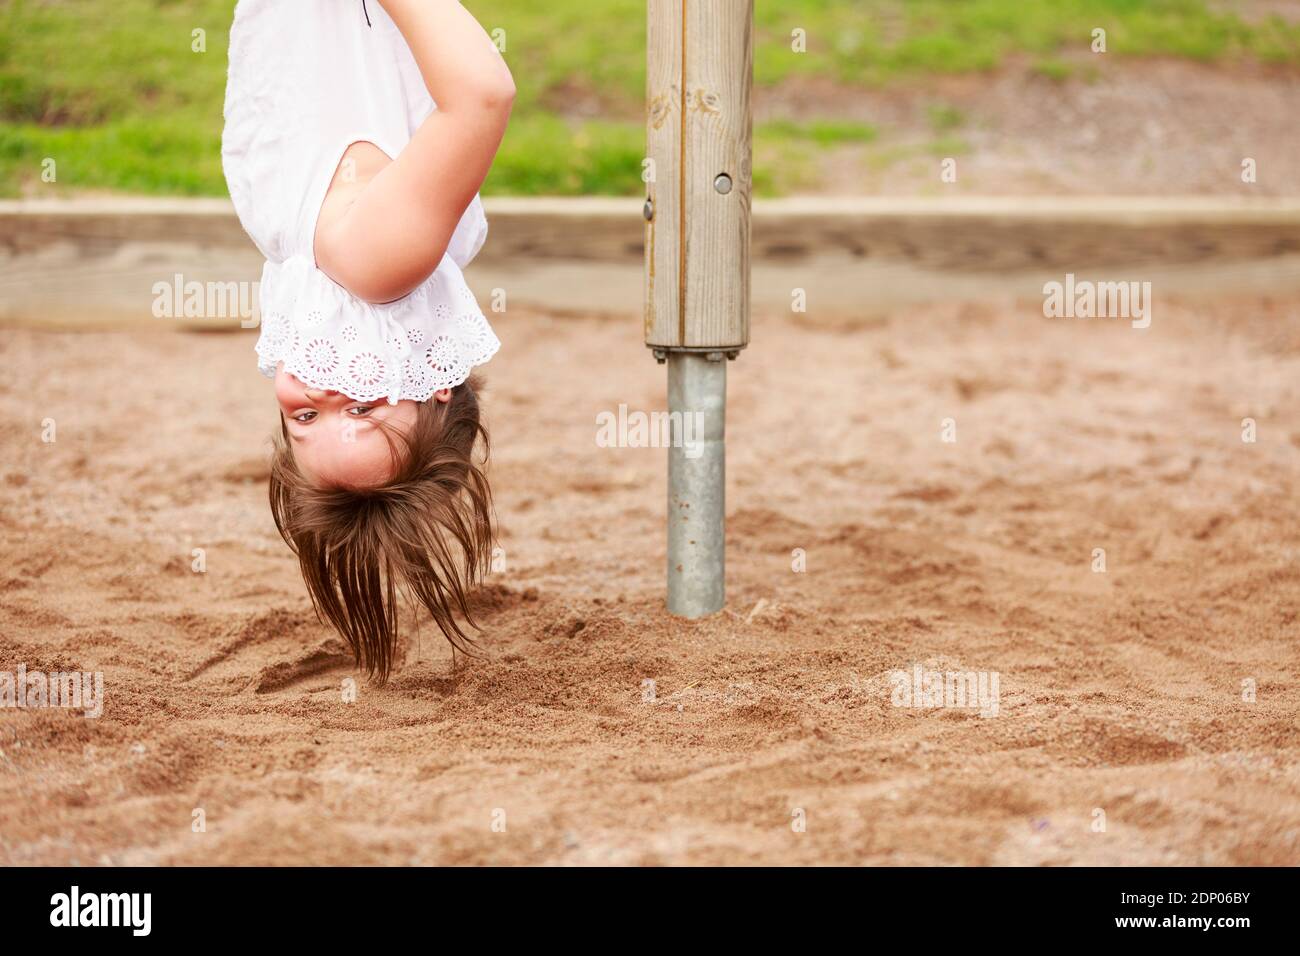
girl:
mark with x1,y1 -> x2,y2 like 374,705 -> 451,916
221,0 -> 515,679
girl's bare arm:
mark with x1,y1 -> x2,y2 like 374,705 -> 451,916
314,0 -> 514,303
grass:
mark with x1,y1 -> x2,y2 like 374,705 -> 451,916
1031,58 -> 1078,82
1,0 -> 1297,197
926,104 -> 966,133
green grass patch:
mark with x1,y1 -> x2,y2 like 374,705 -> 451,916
754,0 -> 1300,85
1031,58 -> 1076,82
760,118 -> 879,146
486,114 -> 645,196
926,104 -> 966,133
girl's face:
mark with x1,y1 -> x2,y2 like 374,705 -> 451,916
274,363 -> 448,489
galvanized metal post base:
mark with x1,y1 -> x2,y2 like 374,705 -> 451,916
666,351 -> 726,617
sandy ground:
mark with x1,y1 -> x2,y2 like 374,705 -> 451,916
1,289 -> 1299,866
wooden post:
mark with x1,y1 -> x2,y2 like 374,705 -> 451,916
645,0 -> 753,617
645,0 -> 752,352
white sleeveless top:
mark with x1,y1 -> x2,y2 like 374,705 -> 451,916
222,0 -> 500,404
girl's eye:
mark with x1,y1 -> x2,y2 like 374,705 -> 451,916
347,406 -> 374,417
293,411 -> 317,423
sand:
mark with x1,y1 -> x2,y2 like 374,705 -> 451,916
1,291 -> 1299,866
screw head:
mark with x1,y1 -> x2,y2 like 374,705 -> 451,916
714,173 -> 733,194
643,198 -> 654,221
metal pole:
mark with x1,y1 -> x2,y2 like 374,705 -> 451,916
666,351 -> 726,617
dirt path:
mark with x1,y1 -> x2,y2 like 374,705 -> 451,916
1,289 -> 1298,865
761,58 -> 1300,197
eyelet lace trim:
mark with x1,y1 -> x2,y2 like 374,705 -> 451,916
254,254 -> 499,404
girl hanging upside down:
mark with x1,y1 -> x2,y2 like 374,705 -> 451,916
221,0 -> 515,679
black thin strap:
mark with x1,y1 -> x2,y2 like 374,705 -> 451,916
362,0 -> 372,27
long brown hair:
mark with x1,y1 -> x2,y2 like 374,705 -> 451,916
268,374 -> 494,681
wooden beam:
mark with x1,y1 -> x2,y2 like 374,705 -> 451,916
644,0 -> 752,351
